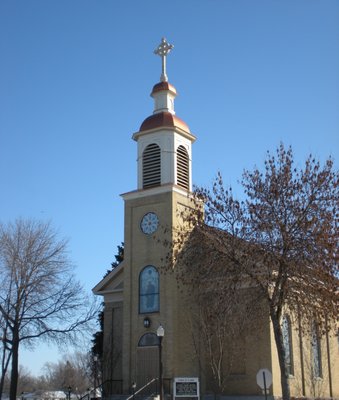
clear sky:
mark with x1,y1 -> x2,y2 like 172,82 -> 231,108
1,0 -> 338,376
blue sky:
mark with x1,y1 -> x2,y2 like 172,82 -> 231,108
1,0 -> 338,376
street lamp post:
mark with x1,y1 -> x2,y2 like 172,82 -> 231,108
132,382 -> 136,400
67,386 -> 72,400
157,324 -> 165,400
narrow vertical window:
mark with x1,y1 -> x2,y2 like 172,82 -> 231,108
139,266 -> 159,313
311,321 -> 322,378
176,145 -> 189,190
282,315 -> 294,376
143,144 -> 161,188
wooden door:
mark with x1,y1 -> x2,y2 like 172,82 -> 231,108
136,346 -> 159,390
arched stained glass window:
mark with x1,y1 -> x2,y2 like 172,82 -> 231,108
139,265 -> 159,314
282,315 -> 294,376
311,321 -> 322,378
138,333 -> 160,347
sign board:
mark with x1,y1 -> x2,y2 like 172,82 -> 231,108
174,377 -> 199,399
256,368 -> 272,390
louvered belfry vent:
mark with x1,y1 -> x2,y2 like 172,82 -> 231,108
143,143 -> 161,188
177,145 -> 189,190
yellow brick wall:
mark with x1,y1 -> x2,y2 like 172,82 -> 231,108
101,186 -> 339,398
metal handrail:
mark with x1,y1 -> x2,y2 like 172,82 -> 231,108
125,378 -> 157,400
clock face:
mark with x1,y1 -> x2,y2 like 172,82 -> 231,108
140,212 -> 159,235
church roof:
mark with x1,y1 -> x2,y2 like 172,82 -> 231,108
92,260 -> 124,295
151,81 -> 177,95
139,111 -> 190,133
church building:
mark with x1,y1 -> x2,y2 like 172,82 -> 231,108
93,39 -> 339,400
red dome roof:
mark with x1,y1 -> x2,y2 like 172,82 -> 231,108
139,111 -> 190,133
151,82 -> 177,95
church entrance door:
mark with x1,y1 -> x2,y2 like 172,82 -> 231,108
136,333 -> 160,391
136,346 -> 158,389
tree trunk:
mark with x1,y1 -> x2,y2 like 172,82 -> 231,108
0,372 -> 4,400
0,348 -> 11,400
9,329 -> 19,400
0,355 -> 6,400
270,311 -> 290,400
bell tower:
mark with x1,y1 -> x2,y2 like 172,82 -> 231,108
93,39 -> 198,394
133,38 -> 195,192
120,38 -> 198,390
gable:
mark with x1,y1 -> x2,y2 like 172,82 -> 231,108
92,260 -> 124,296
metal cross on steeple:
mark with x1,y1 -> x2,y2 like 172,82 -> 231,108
154,37 -> 174,82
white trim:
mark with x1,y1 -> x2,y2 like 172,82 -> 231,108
121,183 -> 191,201
133,126 -> 196,143
92,261 -> 124,294
95,288 -> 123,296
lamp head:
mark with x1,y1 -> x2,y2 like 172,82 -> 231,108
157,324 -> 165,337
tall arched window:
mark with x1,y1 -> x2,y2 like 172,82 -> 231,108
139,266 -> 159,314
282,315 -> 294,375
176,145 -> 189,190
143,144 -> 161,188
311,321 -> 322,378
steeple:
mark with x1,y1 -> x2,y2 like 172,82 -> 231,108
132,39 -> 196,192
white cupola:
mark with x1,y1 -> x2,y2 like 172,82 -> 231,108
151,81 -> 177,115
132,38 -> 196,192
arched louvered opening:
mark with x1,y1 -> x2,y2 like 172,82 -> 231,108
177,145 -> 189,190
143,143 -> 161,188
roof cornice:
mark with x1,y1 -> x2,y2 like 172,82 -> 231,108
92,261 -> 124,294
121,183 -> 192,201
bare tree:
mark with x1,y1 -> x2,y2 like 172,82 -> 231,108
0,311 -> 11,398
189,285 -> 264,394
169,225 -> 265,394
16,365 -> 38,395
42,352 -> 92,397
1,365 -> 39,397
168,144 -> 338,400
0,219 -> 98,400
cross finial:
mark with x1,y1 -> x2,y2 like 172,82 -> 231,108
154,37 -> 174,82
